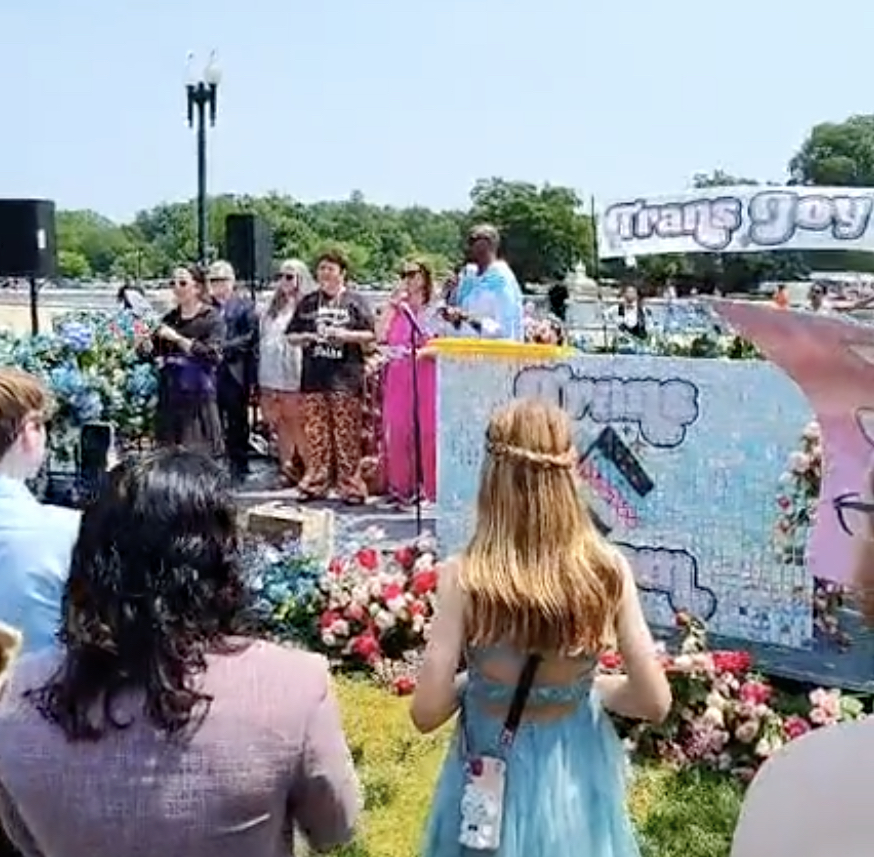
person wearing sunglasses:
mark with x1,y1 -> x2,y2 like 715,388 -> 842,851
376,260 -> 438,506
139,265 -> 226,459
259,259 -> 316,484
441,224 -> 524,341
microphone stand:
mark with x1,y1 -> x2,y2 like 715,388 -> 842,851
398,301 -> 425,536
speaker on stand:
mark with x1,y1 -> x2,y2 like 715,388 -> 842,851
224,213 -> 274,301
0,199 -> 57,336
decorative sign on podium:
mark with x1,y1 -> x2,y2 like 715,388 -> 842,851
435,331 -> 874,690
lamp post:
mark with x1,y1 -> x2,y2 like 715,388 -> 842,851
186,51 -> 221,266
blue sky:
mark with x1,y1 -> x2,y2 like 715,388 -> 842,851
2,0 -> 872,222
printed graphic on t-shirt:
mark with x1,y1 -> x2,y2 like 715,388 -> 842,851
312,305 -> 351,360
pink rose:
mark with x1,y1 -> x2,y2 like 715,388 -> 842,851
783,715 -> 811,740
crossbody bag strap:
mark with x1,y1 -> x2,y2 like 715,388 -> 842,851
499,654 -> 542,747
458,653 -> 542,757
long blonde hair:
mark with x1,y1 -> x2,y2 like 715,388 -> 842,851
460,398 -> 624,654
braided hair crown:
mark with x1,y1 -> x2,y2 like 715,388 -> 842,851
485,440 -> 576,470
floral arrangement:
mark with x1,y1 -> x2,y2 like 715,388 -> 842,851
773,420 -> 852,647
249,533 -> 439,691
601,614 -> 867,781
0,309 -> 158,461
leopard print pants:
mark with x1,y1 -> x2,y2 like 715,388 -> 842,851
299,391 -> 367,501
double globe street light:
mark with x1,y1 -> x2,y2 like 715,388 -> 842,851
186,51 -> 221,266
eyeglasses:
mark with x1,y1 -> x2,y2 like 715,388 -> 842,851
278,272 -> 298,281
401,269 -> 421,279
834,492 -> 874,537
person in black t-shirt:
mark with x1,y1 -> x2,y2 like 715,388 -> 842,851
286,250 -> 375,503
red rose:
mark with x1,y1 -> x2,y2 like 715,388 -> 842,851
328,557 -> 345,576
712,651 -> 752,675
383,582 -> 404,602
393,675 -> 416,695
393,546 -> 415,569
599,651 -> 623,670
739,680 -> 771,706
408,600 -> 426,616
319,611 -> 341,630
783,714 -> 811,740
411,569 -> 438,596
350,632 -> 381,663
345,603 -> 366,622
356,548 -> 380,572
777,495 -> 792,510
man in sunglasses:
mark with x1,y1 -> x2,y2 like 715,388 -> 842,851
441,224 -> 524,340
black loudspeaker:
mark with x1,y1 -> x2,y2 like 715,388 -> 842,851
0,199 -> 57,278
224,213 -> 273,283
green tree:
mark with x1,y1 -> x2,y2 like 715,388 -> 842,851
57,249 -> 92,280
56,210 -> 134,276
790,114 -> 874,186
468,178 -> 593,285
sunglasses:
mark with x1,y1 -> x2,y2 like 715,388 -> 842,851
401,269 -> 421,279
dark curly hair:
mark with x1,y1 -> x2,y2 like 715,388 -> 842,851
28,449 -> 253,741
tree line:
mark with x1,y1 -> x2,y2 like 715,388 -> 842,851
56,114 -> 874,292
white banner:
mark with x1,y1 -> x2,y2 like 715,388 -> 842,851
597,186 -> 874,259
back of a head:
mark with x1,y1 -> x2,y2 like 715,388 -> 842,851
0,367 -> 50,475
461,398 -> 624,655
33,448 -> 251,740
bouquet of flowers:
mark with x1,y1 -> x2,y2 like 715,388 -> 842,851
0,309 -> 158,460
316,535 -> 439,667
246,538 -> 326,648
773,421 -> 851,647
601,613 -> 866,781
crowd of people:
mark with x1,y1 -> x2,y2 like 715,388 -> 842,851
3,252 -> 874,854
139,222 -> 528,507
0,368 -> 674,855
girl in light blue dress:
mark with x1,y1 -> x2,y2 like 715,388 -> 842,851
411,398 -> 672,856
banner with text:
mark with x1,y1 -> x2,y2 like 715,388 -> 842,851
597,186 -> 874,259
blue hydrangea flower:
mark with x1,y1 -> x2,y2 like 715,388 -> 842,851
71,389 -> 103,423
126,363 -> 158,400
57,321 -> 94,354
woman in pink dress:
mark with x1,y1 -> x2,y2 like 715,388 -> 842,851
377,260 -> 437,504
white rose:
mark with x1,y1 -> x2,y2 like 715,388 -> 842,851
673,654 -> 694,672
321,631 -> 336,647
706,691 -> 726,711
703,706 -> 725,728
374,609 -> 395,631
788,451 -> 810,473
414,554 -> 435,572
387,595 -> 407,614
330,619 -> 349,637
802,421 -> 821,441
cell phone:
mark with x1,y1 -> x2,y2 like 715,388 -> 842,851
459,755 -> 506,851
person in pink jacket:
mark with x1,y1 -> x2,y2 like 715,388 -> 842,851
0,448 -> 360,857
